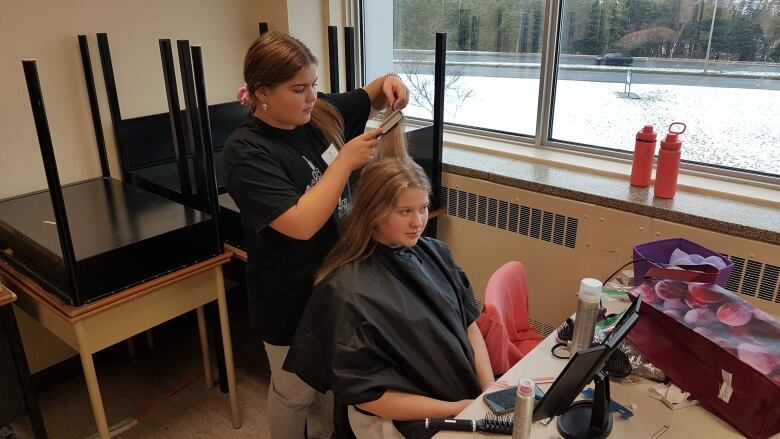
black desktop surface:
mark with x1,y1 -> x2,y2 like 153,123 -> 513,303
121,101 -> 246,197
406,125 -> 440,203
117,102 -> 247,248
218,193 -> 244,249
131,151 -> 226,194
406,124 -> 442,238
0,178 -> 219,305
121,101 -> 245,171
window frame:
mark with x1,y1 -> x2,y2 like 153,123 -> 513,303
352,0 -> 780,187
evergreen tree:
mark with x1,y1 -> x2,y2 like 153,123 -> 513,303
573,0 -> 604,54
727,12 -> 765,59
606,0 -> 631,51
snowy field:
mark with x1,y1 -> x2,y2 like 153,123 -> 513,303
400,74 -> 780,175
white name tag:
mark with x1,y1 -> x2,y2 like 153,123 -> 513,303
321,143 -> 339,166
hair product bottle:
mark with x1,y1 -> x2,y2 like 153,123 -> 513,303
630,125 -> 657,187
512,378 -> 536,439
570,278 -> 602,353
654,122 -> 687,199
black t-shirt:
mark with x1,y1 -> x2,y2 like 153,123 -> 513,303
223,89 -> 371,345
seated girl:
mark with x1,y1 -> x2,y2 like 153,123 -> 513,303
284,144 -> 494,438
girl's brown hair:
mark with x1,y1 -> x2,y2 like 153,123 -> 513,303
243,31 -> 344,147
314,158 -> 431,284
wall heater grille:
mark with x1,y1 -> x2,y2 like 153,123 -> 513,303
441,186 -> 780,308
441,186 -> 578,250
723,255 -> 780,305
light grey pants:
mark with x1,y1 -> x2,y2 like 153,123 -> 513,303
347,406 -> 405,439
264,342 -> 334,439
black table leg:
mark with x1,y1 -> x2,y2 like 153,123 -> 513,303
1,306 -> 48,439
206,302 -> 228,393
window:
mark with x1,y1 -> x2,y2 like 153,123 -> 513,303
364,0 -> 544,136
552,0 -> 780,177
361,0 -> 780,179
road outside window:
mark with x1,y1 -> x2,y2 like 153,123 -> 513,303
364,0 -> 780,177
552,0 -> 780,176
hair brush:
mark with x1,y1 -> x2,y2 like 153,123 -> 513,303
423,412 -> 514,434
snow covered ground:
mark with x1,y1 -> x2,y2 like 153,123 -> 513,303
400,74 -> 780,175
396,59 -> 780,79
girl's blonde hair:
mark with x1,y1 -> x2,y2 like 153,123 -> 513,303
315,158 -> 431,284
243,31 -> 344,147
376,114 -> 412,163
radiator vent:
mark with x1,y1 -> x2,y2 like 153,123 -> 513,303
474,298 -> 484,312
441,186 -> 578,250
722,255 -> 780,304
530,319 -> 556,337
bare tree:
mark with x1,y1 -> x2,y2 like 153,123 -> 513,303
670,0 -> 697,58
397,51 -> 475,118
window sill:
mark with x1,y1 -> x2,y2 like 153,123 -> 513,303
440,128 -> 780,208
407,124 -> 780,245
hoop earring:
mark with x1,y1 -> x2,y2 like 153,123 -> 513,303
262,103 -> 268,111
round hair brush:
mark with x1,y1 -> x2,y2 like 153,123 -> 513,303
422,412 -> 514,434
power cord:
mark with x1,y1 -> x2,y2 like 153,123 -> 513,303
600,257 -> 656,286
132,344 -> 262,423
550,257 -> 657,359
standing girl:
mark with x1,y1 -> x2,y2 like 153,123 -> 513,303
224,30 -> 408,439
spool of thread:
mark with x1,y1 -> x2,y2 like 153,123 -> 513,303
512,378 -> 535,439
570,278 -> 603,353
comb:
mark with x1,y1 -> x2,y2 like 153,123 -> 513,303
378,109 -> 404,134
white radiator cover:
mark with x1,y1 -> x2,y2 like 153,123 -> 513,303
438,173 -> 780,333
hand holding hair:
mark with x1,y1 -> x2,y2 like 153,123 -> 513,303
336,128 -> 382,171
383,73 -> 409,111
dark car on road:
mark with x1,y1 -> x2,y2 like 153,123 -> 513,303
595,52 -> 634,66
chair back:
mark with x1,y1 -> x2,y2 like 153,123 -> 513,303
477,261 -> 544,375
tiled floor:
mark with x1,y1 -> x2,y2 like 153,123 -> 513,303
10,300 -> 273,439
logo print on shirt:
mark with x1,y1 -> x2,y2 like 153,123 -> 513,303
302,155 -> 323,193
337,197 -> 350,219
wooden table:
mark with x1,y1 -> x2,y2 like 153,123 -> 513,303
224,243 -> 246,263
0,252 -> 241,439
1,284 -> 47,438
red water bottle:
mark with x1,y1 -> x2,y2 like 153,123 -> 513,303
630,125 -> 657,187
654,122 -> 686,199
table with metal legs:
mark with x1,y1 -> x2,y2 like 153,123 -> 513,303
0,252 -> 241,439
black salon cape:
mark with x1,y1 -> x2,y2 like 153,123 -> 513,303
284,237 -> 482,439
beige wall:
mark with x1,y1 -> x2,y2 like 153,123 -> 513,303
0,0 -> 285,200
0,0 -> 348,200
0,0 -> 349,372
0,0 -> 292,369
286,0 -> 350,92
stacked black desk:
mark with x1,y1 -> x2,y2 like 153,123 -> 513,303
97,35 -> 248,249
0,47 -> 238,439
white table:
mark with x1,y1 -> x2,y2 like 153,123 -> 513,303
435,301 -> 774,438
